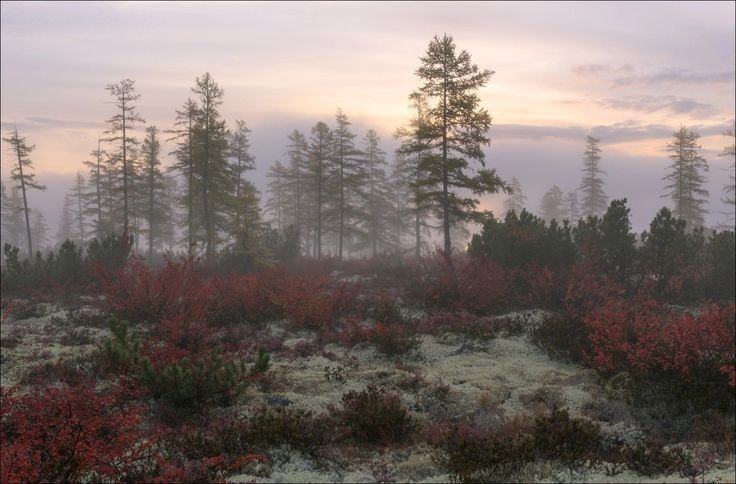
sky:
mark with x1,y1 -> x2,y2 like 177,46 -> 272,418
1,1 -> 735,240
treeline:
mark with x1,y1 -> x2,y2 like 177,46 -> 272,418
1,33 -> 735,266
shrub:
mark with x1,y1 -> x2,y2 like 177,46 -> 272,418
532,409 -> 601,466
337,385 -> 412,444
1,383 -> 154,483
368,322 -> 420,357
238,407 -> 334,453
529,313 -> 589,364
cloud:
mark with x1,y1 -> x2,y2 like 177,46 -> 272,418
613,68 -> 735,87
493,121 -> 731,144
599,95 -> 718,117
571,63 -> 634,77
1,117 -> 104,133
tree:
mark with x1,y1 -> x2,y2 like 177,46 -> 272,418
3,128 -> 46,256
140,125 -> 170,262
504,177 -> 526,215
579,136 -> 607,217
388,152 -> 416,254
229,120 -> 255,203
191,72 -> 231,259
265,161 -> 289,231
562,190 -> 580,224
30,209 -> 50,252
104,79 -> 145,234
719,127 -> 735,227
82,136 -> 108,239
68,172 -> 88,245
167,98 -> 199,254
360,129 -> 392,256
285,130 -> 309,252
1,183 -> 25,249
411,34 -> 508,258
539,185 -> 564,222
56,194 -> 73,245
307,121 -> 332,259
600,199 -> 636,281
395,92 -> 433,258
662,126 -> 709,228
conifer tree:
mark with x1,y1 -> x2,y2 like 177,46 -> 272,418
140,125 -> 170,262
228,119 -> 256,244
285,130 -> 308,251
68,172 -> 88,245
265,161 -> 289,231
359,129 -> 392,256
30,209 -> 50,252
662,126 -> 709,227
104,79 -> 145,234
562,190 -> 580,224
307,121 -> 332,259
411,34 -> 508,257
539,185 -> 565,222
388,152 -> 415,253
168,98 -> 199,254
579,136 -> 607,217
3,128 -> 46,256
82,136 -> 108,239
56,194 -> 73,245
719,128 -> 735,216
504,177 -> 526,215
191,73 -> 231,259
1,184 -> 25,249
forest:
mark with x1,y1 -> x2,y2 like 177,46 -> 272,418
1,32 -> 735,483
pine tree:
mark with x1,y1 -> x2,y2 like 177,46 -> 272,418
360,129 -> 392,256
504,177 -> 526,215
227,119 -> 256,245
191,73 -> 232,259
68,172 -> 88,245
579,136 -> 607,217
82,136 -> 108,239
104,79 -> 145,234
265,161 -> 289,232
539,185 -> 564,222
307,121 -> 332,259
388,152 -> 416,254
167,98 -> 200,254
719,128 -> 735,224
3,128 -> 46,256
411,34 -> 508,258
562,190 -> 580,224
662,126 -> 709,228
56,194 -> 73,245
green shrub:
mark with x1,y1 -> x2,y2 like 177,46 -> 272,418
338,385 -> 412,444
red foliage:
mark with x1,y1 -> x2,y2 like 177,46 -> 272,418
1,382 -> 153,483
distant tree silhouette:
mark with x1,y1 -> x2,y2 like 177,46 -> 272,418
1,183 -> 25,249
140,125 -> 170,262
562,190 -> 580,224
56,194 -> 73,246
30,209 -> 50,252
307,121 -> 332,259
504,177 -> 527,215
168,97 -> 199,254
68,172 -> 88,245
539,185 -> 564,222
81,136 -> 108,239
662,126 -> 709,228
285,130 -> 308,252
719,127 -> 735,227
3,128 -> 46,256
579,136 -> 607,217
265,161 -> 289,231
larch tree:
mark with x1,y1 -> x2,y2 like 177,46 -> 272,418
168,97 -> 199,254
307,121 -> 333,259
562,190 -> 580,224
719,128 -> 735,226
82,136 -> 108,239
140,125 -> 169,262
56,194 -> 73,246
3,128 -> 46,256
104,79 -> 145,235
539,185 -> 565,222
388,152 -> 415,254
191,73 -> 231,259
30,209 -> 50,252
504,177 -> 526,215
1,184 -> 26,249
579,136 -> 607,217
361,129 -> 392,256
228,119 -> 256,246
265,161 -> 289,232
68,172 -> 88,245
662,126 -> 709,228
411,34 -> 508,258
285,129 -> 308,251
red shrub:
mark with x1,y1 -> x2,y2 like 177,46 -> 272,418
1,382 -> 153,483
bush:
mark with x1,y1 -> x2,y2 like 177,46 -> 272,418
237,407 -> 334,453
337,385 -> 412,444
368,322 -> 420,357
532,409 -> 601,465
1,383 -> 153,483
529,313 -> 589,364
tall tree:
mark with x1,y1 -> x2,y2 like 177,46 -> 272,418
411,34 -> 508,257
68,172 -> 88,245
388,152 -> 416,254
104,79 -> 145,234
3,128 -> 46,255
285,129 -> 308,251
191,72 -> 231,259
579,136 -> 607,217
562,190 -> 580,224
265,161 -> 289,232
227,119 -> 256,246
82,136 -> 108,239
361,129 -> 392,256
1,183 -> 25,249
30,209 -> 50,252
662,126 -> 709,228
140,125 -> 170,262
539,185 -> 565,222
168,98 -> 199,254
307,121 -> 332,259
719,128 -> 735,226
56,194 -> 73,246
504,177 -> 526,215
395,92 -> 433,258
